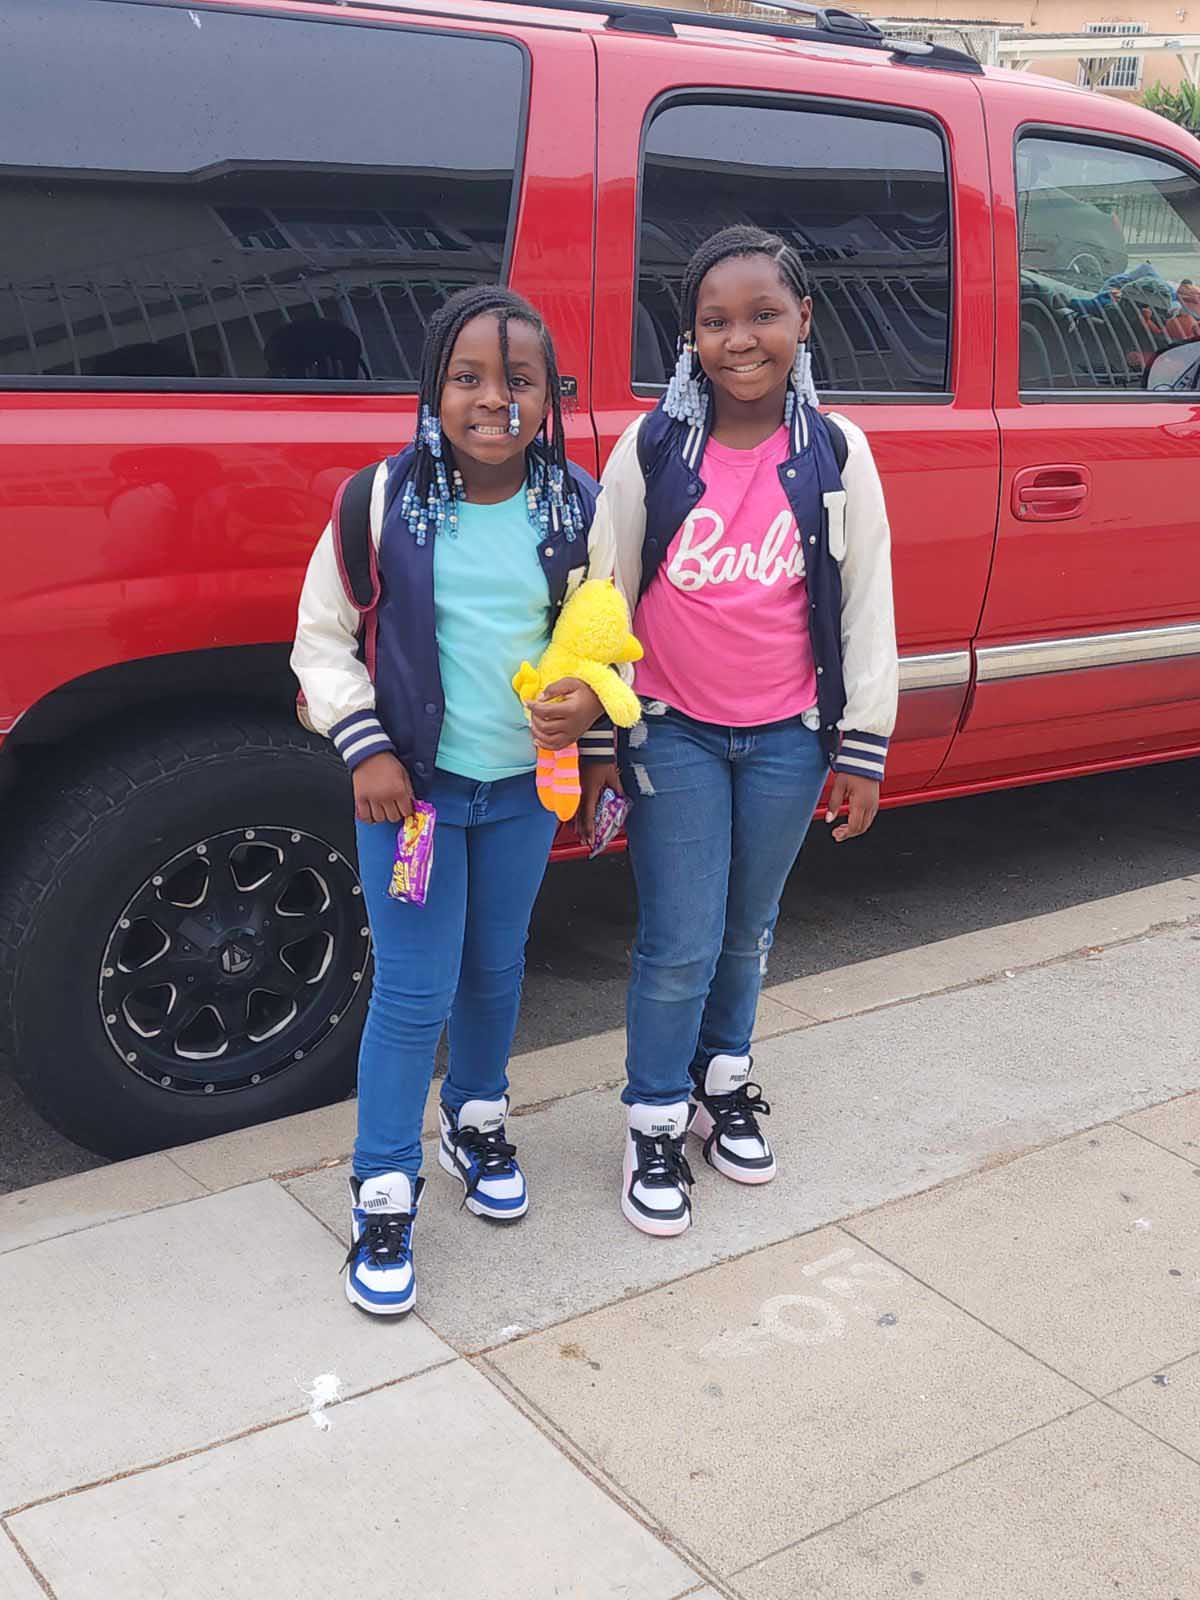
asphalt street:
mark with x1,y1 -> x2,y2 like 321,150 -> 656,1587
3,756 -> 1197,1194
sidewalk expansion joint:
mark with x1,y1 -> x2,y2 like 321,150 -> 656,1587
729,1397 -> 1099,1581
476,1354 -> 731,1596
0,1356 -> 456,1524
2,1521 -> 58,1599
835,1219 -> 1097,1400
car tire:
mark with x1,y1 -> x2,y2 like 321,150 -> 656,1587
0,711 -> 369,1158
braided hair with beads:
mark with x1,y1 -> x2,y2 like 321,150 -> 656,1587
400,285 -> 585,546
663,225 -> 819,428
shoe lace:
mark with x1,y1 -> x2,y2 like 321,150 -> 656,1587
344,1210 -> 414,1271
632,1130 -> 694,1190
455,1124 -> 518,1207
702,1081 -> 771,1164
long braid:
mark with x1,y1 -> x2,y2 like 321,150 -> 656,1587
402,285 -> 583,543
664,225 -> 814,426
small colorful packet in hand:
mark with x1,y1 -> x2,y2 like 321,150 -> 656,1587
589,786 -> 631,859
387,801 -> 437,905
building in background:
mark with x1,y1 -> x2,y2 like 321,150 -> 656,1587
645,0 -> 1200,98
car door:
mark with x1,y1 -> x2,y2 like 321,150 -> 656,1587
943,85 -> 1200,784
591,28 -> 1000,794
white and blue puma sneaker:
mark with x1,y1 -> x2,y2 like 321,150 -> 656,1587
344,1171 -> 422,1316
438,1096 -> 528,1223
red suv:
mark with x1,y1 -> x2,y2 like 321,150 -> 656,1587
2,0 -> 1199,1156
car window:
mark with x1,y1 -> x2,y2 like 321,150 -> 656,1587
1017,135 -> 1200,393
637,98 -> 952,395
0,0 -> 525,387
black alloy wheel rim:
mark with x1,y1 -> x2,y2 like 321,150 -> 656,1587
98,827 -> 369,1095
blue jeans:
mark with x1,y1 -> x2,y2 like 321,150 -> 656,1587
353,768 -> 557,1181
619,707 -> 828,1107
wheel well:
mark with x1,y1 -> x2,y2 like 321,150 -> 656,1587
7,644 -> 296,751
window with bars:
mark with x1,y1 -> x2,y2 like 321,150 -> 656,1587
637,98 -> 952,394
0,0 -> 524,386
1078,22 -> 1147,91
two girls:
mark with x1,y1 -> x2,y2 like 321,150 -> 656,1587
293,220 -> 898,1312
583,226 -> 897,1236
292,287 -> 608,1314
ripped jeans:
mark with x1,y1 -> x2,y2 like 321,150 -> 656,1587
618,704 -> 828,1107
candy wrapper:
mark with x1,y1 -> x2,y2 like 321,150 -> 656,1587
387,802 -> 437,905
589,786 -> 630,859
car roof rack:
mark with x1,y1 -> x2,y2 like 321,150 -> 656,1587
487,0 -> 984,73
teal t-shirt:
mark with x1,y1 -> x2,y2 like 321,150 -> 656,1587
433,490 -> 552,782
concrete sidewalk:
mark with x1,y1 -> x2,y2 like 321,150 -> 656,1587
3,878 -> 1200,1599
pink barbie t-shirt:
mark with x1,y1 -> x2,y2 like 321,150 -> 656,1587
634,427 -> 819,726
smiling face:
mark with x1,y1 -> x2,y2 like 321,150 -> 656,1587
693,252 -> 812,416
438,312 -> 549,484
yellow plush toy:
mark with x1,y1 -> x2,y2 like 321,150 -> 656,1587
512,578 -> 643,820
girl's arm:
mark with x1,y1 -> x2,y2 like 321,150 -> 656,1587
830,416 -> 899,783
576,418 -> 648,772
291,466 -> 413,824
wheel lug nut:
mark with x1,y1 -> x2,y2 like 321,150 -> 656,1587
251,1073 -> 261,1085
119,918 -> 130,929
105,1014 -> 117,1025
352,885 -> 362,896
294,1049 -> 305,1060
291,832 -> 301,843
196,845 -> 208,856
126,1051 -> 137,1064
328,852 -> 338,863
152,875 -> 163,887
360,927 -> 369,937
103,967 -> 115,979
352,971 -> 362,982
160,1075 -> 172,1088
204,1083 -> 215,1094
245,829 -> 256,840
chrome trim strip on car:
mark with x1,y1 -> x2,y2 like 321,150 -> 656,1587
899,651 -> 972,692
977,622 -> 1200,683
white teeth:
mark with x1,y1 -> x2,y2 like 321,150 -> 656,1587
472,425 -> 505,435
729,362 -> 766,374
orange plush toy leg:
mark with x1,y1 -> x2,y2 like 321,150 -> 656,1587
535,744 -> 581,820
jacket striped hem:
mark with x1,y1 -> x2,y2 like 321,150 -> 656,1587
330,710 -> 398,772
832,730 -> 889,782
579,723 -> 617,764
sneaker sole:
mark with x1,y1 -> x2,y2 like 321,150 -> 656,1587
344,1272 -> 415,1317
620,1191 -> 691,1236
437,1142 -> 529,1223
688,1104 -> 776,1185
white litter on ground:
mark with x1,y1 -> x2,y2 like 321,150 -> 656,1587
496,1325 -> 527,1340
1133,1218 -> 1153,1231
303,1372 -> 344,1431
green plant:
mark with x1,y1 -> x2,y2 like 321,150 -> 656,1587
1141,80 -> 1200,130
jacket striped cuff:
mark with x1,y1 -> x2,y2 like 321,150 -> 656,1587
833,730 -> 889,782
579,722 -> 617,765
330,710 -> 397,772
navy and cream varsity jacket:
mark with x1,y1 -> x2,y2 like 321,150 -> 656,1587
291,445 -> 604,795
582,401 -> 898,782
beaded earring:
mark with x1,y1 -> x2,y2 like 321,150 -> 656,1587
663,335 -> 709,428
783,342 -> 819,426
508,401 -> 521,438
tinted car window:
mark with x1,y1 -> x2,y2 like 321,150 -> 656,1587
1018,135 -> 1200,392
0,0 -> 524,385
638,99 -> 951,394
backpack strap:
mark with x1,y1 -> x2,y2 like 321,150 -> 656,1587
822,413 -> 849,474
331,463 -> 379,612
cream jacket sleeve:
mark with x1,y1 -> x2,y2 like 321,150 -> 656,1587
290,462 -> 397,772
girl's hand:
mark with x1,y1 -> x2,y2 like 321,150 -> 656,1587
577,761 -> 622,849
353,752 -> 415,825
825,772 -> 879,843
530,678 -> 603,751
